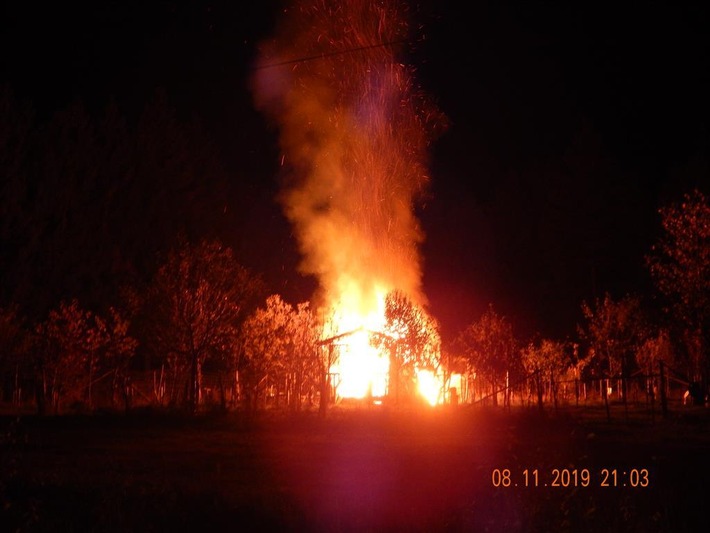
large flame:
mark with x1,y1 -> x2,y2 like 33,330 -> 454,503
323,284 -> 390,399
252,0 -> 446,404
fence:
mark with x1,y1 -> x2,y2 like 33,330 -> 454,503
0,361 -> 704,420
454,361 -> 701,421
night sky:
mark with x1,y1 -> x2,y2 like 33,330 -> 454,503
2,1 -> 709,342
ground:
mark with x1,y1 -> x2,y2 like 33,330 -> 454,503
1,404 -> 708,532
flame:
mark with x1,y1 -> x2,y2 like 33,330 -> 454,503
323,285 -> 445,404
415,369 -> 441,406
334,328 -> 389,398
323,284 -> 390,400
252,0 -> 447,406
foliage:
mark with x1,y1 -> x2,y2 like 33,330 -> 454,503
521,339 -> 570,379
382,291 -> 441,370
150,238 -> 263,409
646,188 -> 710,379
379,290 -> 441,402
0,306 -> 33,401
520,338 -> 571,409
240,295 -> 320,411
635,328 -> 675,374
34,300 -> 136,412
578,293 -> 646,378
96,307 -> 140,409
454,304 -> 520,404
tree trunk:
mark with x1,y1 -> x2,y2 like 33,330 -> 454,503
123,374 -> 132,413
36,368 -> 47,416
294,370 -> 302,412
189,352 -> 202,412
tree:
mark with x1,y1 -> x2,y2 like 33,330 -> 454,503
240,295 -> 320,412
96,307 -> 139,411
521,339 -> 570,410
636,329 -> 674,375
240,295 -> 285,410
289,301 -> 321,410
578,293 -> 647,401
150,238 -> 263,411
455,304 -> 519,406
380,290 -> 442,404
646,188 -> 710,383
0,306 -> 32,405
35,300 -> 103,413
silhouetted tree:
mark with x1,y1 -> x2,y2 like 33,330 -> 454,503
636,329 -> 674,375
521,339 -> 570,410
150,238 -> 262,411
0,306 -> 32,405
455,304 -> 519,406
95,307 -> 139,411
379,290 -> 441,404
578,293 -> 647,400
647,189 -> 710,384
35,300 -> 105,413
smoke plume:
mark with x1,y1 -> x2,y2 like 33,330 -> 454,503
251,0 -> 444,318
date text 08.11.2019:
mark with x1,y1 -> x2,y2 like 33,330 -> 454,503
491,468 -> 650,488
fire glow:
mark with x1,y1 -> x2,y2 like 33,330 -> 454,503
323,285 -> 390,400
322,287 -> 444,406
252,0 -> 447,405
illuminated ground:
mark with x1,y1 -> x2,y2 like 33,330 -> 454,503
1,405 -> 708,532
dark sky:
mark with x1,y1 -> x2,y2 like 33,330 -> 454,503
2,1 -> 709,342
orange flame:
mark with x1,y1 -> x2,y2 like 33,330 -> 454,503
252,0 -> 447,405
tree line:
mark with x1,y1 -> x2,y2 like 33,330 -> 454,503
1,84 -> 708,414
451,188 -> 709,409
0,236 -> 441,413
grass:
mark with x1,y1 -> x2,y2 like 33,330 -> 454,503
1,404 -> 709,532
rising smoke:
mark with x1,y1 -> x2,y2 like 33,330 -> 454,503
251,0 -> 445,319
